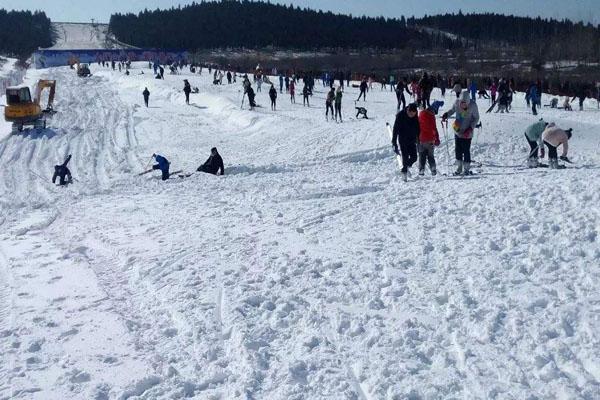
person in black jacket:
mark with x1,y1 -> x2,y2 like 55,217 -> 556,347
183,80 -> 192,104
392,103 -> 420,180
52,155 -> 72,185
197,148 -> 225,175
142,87 -> 150,107
269,84 -> 278,111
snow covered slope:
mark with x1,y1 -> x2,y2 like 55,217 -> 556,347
0,63 -> 599,399
48,22 -> 135,50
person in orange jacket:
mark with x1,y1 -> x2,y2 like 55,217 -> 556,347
418,101 -> 444,176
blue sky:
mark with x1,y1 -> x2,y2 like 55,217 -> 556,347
1,0 -> 598,24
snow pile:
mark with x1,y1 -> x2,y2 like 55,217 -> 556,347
0,62 -> 599,399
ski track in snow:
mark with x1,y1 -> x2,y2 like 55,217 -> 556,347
0,62 -> 600,399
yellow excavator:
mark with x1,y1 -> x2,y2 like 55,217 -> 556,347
4,79 -> 56,133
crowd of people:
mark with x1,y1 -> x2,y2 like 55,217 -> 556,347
53,60 -> 594,185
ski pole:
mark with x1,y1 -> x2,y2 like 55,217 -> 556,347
442,119 -> 452,175
144,155 -> 153,171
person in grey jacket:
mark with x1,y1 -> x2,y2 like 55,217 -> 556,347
442,91 -> 480,175
524,119 -> 549,167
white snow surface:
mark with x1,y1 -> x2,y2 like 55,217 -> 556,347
46,23 -> 133,50
1,63 -> 600,400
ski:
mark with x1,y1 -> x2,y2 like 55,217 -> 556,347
485,100 -> 497,113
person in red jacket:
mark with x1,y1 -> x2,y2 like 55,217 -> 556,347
418,101 -> 444,175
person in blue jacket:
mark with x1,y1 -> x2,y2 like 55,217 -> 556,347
529,83 -> 540,115
469,79 -> 477,102
152,154 -> 170,180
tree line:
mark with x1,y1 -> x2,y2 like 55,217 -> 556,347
108,0 -> 449,50
413,12 -> 600,61
0,9 -> 54,58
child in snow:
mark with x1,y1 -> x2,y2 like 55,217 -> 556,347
418,101 -> 444,176
442,91 -> 480,175
543,125 -> 572,169
524,119 -> 549,168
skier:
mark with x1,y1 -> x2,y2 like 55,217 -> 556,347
302,85 -> 310,107
395,78 -> 412,111
334,86 -> 343,123
441,91 -> 480,175
419,73 -> 433,108
417,101 -> 444,176
279,74 -> 284,93
572,86 -> 587,111
285,75 -> 290,93
197,147 -> 225,175
52,155 -> 72,186
469,79 -> 477,102
439,76 -> 447,97
357,79 -> 368,102
490,82 -> 498,103
183,80 -> 192,104
247,86 -> 256,110
452,80 -> 462,98
142,87 -> 150,107
389,74 -> 396,93
269,84 -> 278,111
227,71 -> 232,84
151,154 -> 170,181
524,119 -> 548,168
289,80 -> 296,104
543,125 -> 572,169
529,83 -> 540,115
325,87 -> 335,121
392,103 -> 420,181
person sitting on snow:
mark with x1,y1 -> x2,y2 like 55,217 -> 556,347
542,125 -> 573,169
524,119 -> 549,168
197,147 -> 225,175
418,101 -> 444,176
152,153 -> 170,181
52,155 -> 72,185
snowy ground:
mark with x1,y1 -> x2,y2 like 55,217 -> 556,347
46,23 -> 133,50
1,62 -> 600,400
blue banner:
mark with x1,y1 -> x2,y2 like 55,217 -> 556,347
33,49 -> 190,69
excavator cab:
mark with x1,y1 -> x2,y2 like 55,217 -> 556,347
4,79 -> 56,132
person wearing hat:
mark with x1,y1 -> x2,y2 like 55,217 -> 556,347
418,101 -> 444,176
542,125 -> 572,169
524,119 -> 549,168
392,103 -> 420,181
197,147 -> 225,176
442,91 -> 480,175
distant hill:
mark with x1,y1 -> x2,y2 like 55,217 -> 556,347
108,2 -> 600,64
412,12 -> 600,61
108,0 -> 452,50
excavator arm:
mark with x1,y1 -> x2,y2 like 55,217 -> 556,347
34,80 -> 56,111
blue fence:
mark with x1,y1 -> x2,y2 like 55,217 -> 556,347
33,49 -> 190,69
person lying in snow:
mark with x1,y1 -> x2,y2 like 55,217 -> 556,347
197,147 -> 225,175
52,155 -> 72,185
